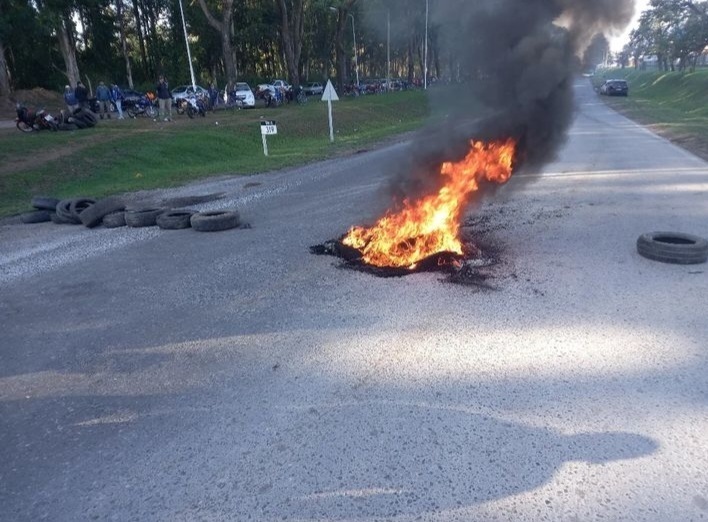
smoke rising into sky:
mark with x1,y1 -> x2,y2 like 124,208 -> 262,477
386,0 -> 635,202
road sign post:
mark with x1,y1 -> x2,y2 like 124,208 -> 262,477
260,120 -> 277,156
321,80 -> 339,143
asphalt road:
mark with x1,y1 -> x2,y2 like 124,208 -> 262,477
1,81 -> 707,521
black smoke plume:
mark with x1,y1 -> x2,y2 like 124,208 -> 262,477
386,0 -> 634,202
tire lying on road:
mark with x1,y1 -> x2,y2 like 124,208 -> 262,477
190,210 -> 240,232
637,231 -> 708,265
21,210 -> 52,224
124,208 -> 165,227
79,196 -> 126,228
31,196 -> 60,211
102,211 -> 127,228
156,210 -> 195,230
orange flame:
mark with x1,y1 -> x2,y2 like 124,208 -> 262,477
342,138 -> 516,269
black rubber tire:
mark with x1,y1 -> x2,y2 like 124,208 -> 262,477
124,208 -> 165,227
190,210 -> 241,232
102,211 -> 127,228
156,210 -> 195,230
68,117 -> 88,129
637,232 -> 708,265
69,198 -> 96,221
57,123 -> 79,131
127,108 -> 137,119
50,211 -> 75,224
17,121 -> 34,133
79,196 -> 126,228
31,196 -> 60,210
21,210 -> 51,223
55,199 -> 81,224
74,109 -> 97,127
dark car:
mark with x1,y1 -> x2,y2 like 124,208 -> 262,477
599,79 -> 628,96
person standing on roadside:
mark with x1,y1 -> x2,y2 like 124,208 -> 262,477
111,84 -> 125,119
96,81 -> 111,119
63,85 -> 78,113
156,75 -> 172,121
75,81 -> 89,110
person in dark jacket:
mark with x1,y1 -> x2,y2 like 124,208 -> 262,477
156,75 -> 172,121
96,81 -> 111,119
75,81 -> 89,110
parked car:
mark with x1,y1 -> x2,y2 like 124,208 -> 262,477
599,79 -> 628,96
303,82 -> 324,96
232,82 -> 255,108
256,79 -> 291,98
171,84 -> 208,105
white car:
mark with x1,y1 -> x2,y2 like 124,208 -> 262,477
303,82 -> 324,96
170,85 -> 208,105
256,79 -> 291,97
232,82 -> 255,108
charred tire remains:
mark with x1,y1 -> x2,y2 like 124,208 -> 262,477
637,232 -> 708,265
79,197 -> 126,228
124,208 -> 165,227
102,211 -> 127,228
190,210 -> 240,232
156,210 -> 195,230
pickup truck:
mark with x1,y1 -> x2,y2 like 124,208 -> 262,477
256,79 -> 291,98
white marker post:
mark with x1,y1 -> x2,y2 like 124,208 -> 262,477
321,80 -> 339,142
260,120 -> 277,156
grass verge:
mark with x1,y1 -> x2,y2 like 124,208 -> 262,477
0,91 -> 429,217
592,68 -> 708,160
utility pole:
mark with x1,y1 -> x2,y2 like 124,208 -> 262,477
387,9 -> 391,93
178,0 -> 197,90
424,0 -> 429,90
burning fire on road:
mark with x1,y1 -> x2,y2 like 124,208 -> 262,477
312,0 -> 635,280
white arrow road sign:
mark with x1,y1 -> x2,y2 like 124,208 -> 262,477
321,80 -> 339,142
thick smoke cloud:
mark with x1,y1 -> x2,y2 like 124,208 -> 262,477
385,0 -> 634,203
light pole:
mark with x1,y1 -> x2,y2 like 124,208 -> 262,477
424,0 -> 428,90
330,7 -> 359,89
386,9 -> 390,93
177,0 -> 197,90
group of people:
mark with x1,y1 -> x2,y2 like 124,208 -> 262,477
63,81 -> 125,119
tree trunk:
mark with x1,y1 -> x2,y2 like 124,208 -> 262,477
332,0 -> 357,91
57,13 -> 80,86
197,0 -> 237,86
116,0 -> 134,88
0,37 -> 11,96
132,0 -> 148,75
275,0 -> 304,87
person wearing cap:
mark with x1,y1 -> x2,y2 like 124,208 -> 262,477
63,85 -> 78,113
156,75 -> 172,121
111,84 -> 125,119
96,81 -> 112,119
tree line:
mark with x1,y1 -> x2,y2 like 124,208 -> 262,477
622,0 -> 708,71
0,0 -> 447,97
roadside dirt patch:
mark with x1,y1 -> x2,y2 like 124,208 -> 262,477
0,88 -> 65,120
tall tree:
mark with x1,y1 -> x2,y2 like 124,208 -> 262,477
0,0 -> 11,95
197,0 -> 237,86
274,0 -> 304,86
331,0 -> 357,90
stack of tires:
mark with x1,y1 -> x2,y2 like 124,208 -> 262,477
20,195 -> 244,232
56,108 -> 99,131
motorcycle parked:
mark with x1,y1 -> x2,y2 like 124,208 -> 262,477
125,93 -> 158,119
15,103 -> 58,133
184,94 -> 207,118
